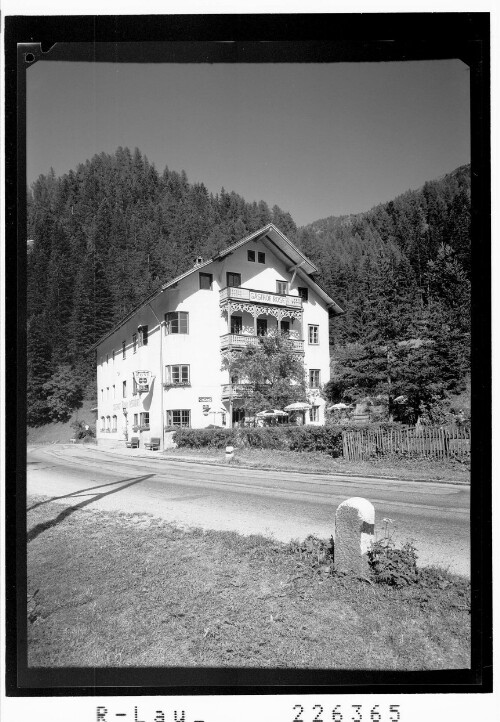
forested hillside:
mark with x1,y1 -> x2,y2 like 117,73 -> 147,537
296,165 -> 471,424
27,148 -> 470,426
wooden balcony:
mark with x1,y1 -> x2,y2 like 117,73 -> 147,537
220,286 -> 302,309
221,383 -> 254,399
220,333 -> 304,352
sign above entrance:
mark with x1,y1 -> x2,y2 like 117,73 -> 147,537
199,397 -> 212,402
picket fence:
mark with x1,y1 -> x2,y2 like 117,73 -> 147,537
341,425 -> 471,461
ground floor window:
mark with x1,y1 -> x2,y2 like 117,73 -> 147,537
112,415 -> 117,431
166,409 -> 191,427
106,415 -> 111,431
100,416 -> 105,431
309,406 -> 319,422
140,412 -> 150,428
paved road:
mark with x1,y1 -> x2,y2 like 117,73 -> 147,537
27,444 -> 470,576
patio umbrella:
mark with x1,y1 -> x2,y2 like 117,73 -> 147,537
256,410 -> 276,417
284,402 -> 312,411
273,409 -> 289,417
327,403 -> 350,411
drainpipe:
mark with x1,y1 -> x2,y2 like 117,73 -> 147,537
148,301 -> 165,451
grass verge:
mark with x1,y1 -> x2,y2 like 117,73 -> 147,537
162,447 -> 470,484
27,494 -> 470,669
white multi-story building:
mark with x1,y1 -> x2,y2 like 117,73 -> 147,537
92,224 -> 343,448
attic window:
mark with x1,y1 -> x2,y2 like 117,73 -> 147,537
199,272 -> 213,290
258,252 -> 266,264
247,250 -> 255,262
138,325 -> 148,346
298,287 -> 309,302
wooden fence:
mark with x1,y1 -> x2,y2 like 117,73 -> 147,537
342,426 -> 471,461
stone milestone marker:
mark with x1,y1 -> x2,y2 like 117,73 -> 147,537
334,497 -> 375,574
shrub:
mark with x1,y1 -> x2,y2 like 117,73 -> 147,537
173,426 -> 344,456
70,420 -> 95,441
173,428 -> 237,449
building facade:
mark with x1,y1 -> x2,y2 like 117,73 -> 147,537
92,224 -> 343,448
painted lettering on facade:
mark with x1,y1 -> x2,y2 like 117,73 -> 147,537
248,290 -> 301,307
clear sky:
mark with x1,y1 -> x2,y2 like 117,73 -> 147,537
26,58 -> 470,226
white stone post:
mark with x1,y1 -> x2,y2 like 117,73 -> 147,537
334,497 -> 375,574
225,445 -> 234,462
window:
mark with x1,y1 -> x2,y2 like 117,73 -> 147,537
112,415 -> 117,432
106,416 -> 111,430
106,387 -> 110,399
112,350 -> 115,365
298,287 -> 309,302
138,325 -> 148,346
308,325 -> 319,344
165,311 -> 189,334
226,272 -> 241,288
113,385 -> 116,399
166,409 -> 191,428
257,319 -> 267,336
132,376 -> 137,396
276,280 -> 288,295
140,412 -> 150,428
101,388 -> 104,402
122,380 -> 127,398
100,416 -> 105,431
122,340 -> 126,359
199,272 -> 213,290
132,333 -> 137,353
258,252 -> 266,264
231,315 -> 242,334
309,406 -> 319,422
280,320 -> 290,335
247,250 -> 255,262
133,413 -> 138,426
166,364 -> 190,385
309,369 -> 320,388
106,354 -> 109,365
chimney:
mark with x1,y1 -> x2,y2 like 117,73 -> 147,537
194,256 -> 203,267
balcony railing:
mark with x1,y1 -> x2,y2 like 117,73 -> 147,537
221,333 -> 304,352
221,383 -> 254,399
220,286 -> 302,309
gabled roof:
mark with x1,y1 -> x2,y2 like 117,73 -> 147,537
89,224 -> 344,351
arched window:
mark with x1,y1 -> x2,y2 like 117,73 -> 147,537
100,416 -> 105,431
112,415 -> 117,432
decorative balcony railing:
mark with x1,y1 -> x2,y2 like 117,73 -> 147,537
220,286 -> 302,309
220,333 -> 304,352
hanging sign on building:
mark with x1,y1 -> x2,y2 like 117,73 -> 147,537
134,370 -> 153,393
198,397 -> 212,403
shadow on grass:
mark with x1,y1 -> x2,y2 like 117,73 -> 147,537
27,474 -> 155,543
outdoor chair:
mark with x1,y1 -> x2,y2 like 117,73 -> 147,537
125,436 -> 139,448
144,437 -> 160,451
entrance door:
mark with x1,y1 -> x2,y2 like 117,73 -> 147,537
257,318 -> 267,336
232,408 -> 245,427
